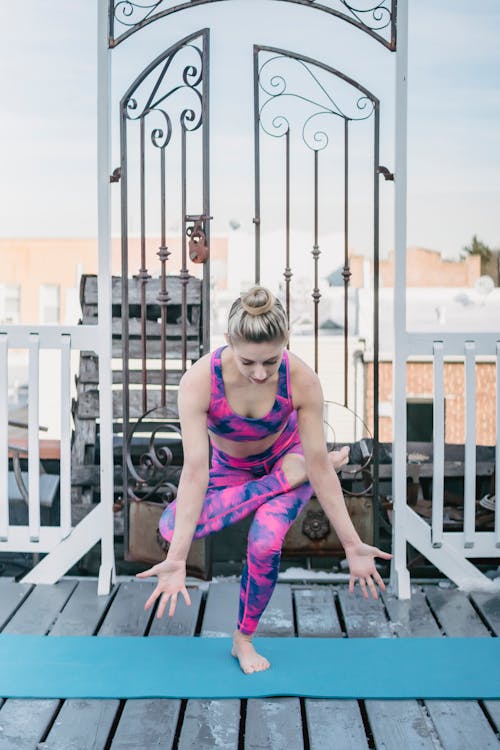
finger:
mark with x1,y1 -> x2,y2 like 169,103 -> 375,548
157,592 -> 170,619
144,587 -> 161,611
359,578 -> 369,599
349,576 -> 355,593
169,593 -> 178,618
374,548 -> 393,560
366,575 -> 378,600
136,566 -> 157,579
373,569 -> 386,591
182,587 -> 192,607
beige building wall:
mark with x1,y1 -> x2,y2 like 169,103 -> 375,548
348,246 -> 482,289
0,235 -> 229,326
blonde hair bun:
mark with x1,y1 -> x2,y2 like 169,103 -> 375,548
240,287 -> 275,316
227,285 -> 288,343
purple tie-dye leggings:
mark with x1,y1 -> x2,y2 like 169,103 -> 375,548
158,428 -> 313,635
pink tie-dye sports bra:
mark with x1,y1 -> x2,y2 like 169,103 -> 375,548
207,346 -> 295,442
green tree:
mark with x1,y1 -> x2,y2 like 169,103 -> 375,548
461,234 -> 492,261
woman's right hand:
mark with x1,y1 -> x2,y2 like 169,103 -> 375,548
136,558 -> 191,618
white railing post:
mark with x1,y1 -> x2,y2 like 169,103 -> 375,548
390,0 -> 411,598
464,341 -> 476,549
496,341 -> 500,548
60,333 -> 72,540
431,340 -> 445,548
28,333 -> 41,541
97,0 -> 116,595
0,333 -> 8,541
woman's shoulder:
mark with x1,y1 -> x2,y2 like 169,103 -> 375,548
287,350 -> 322,402
179,351 -> 213,405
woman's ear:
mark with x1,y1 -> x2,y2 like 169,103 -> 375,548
224,333 -> 230,346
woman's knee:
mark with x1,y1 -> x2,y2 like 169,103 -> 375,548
158,502 -> 175,542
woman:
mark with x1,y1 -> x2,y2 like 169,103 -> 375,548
137,286 -> 392,674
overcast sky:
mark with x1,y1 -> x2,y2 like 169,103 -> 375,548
0,0 -> 498,262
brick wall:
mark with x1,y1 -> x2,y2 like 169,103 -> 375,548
365,360 -> 496,445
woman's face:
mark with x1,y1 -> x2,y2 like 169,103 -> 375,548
227,337 -> 285,384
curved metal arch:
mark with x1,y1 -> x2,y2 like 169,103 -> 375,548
256,43 -> 380,110
109,1 -> 396,50
120,27 -> 208,110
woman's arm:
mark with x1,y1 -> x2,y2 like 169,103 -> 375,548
136,359 -> 211,616
294,360 -> 392,598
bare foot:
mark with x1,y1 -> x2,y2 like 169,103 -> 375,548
330,445 -> 350,472
231,630 -> 270,674
281,446 -> 350,489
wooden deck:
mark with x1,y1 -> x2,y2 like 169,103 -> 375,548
0,577 -> 499,749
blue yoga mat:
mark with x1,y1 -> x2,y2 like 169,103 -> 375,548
0,635 -> 498,700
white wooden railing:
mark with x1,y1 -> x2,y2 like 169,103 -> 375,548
0,2 -> 115,594
391,335 -> 500,597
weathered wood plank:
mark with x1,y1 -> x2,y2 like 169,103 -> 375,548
382,586 -> 441,638
2,580 -> 77,635
148,586 -> 203,636
338,585 -> 438,750
483,700 -> 500,734
82,274 -> 202,307
256,583 -> 294,637
112,699 -> 182,750
178,583 -> 240,750
424,586 -> 490,637
0,581 -> 110,750
110,587 -> 204,749
245,698 -> 304,750
305,700 -> 369,750
294,587 -> 342,638
366,700 -> 439,750
425,700 -> 500,750
0,699 -> 61,750
246,584 -> 303,750
470,591 -> 500,636
178,700 -> 241,750
0,579 -> 32,630
337,586 -> 392,638
49,580 -> 116,636
300,586 -> 368,750
97,580 -> 155,636
40,700 -> 119,750
200,582 -> 240,638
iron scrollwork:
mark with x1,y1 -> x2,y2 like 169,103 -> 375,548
125,408 -> 182,504
258,52 -> 376,151
110,1 -> 396,50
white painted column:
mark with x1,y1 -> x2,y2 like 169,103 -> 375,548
59,333 -> 72,539
431,340 -> 445,548
97,0 -> 116,595
28,333 -> 41,541
0,333 -> 8,541
390,0 -> 411,598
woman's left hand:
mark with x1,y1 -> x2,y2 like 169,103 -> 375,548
344,542 -> 393,599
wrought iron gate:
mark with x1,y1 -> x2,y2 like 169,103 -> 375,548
109,1 -> 397,567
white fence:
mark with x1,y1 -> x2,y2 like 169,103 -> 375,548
0,2 -> 115,595
391,332 -> 500,597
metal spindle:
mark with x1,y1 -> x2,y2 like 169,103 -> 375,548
312,149 -> 321,374
139,115 -> 150,413
431,341 -> 445,547
253,45 -> 261,285
284,129 -> 292,335
464,341 -> 476,548
158,145 -> 170,407
180,126 -> 188,372
342,118 -> 351,407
